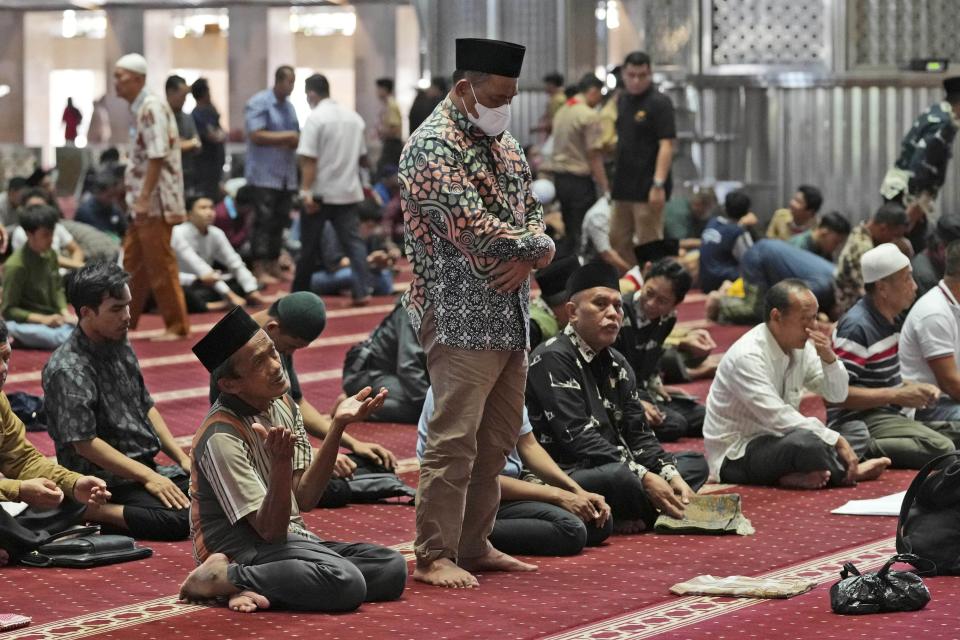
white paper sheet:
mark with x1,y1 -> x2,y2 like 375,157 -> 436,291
830,491 -> 906,517
1,501 -> 28,517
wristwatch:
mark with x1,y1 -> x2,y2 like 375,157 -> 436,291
652,178 -> 666,189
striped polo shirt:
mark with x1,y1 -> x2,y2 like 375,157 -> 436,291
828,296 -> 903,427
189,392 -> 314,566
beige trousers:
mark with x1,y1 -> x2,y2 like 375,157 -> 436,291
414,310 -> 527,563
609,200 -> 664,266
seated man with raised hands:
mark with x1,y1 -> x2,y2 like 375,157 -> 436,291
704,279 -> 891,489
180,307 -> 406,613
525,261 -> 708,534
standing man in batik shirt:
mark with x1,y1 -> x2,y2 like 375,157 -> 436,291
114,53 -> 190,341
400,38 -> 555,589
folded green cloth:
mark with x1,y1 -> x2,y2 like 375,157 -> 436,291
654,493 -> 754,535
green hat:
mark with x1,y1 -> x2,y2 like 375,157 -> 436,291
269,292 -> 327,343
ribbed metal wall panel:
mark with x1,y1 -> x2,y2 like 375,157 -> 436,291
695,83 -> 959,224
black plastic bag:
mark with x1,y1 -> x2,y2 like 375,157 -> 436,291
830,554 -> 932,615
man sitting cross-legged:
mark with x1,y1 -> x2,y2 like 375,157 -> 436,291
829,243 -> 960,468
0,318 -> 110,566
704,279 -> 891,489
526,261 -> 708,533
419,387 -> 612,556
180,307 -> 406,613
211,292 -> 401,507
43,261 -> 193,540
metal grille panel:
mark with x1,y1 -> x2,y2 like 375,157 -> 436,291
852,0 -> 960,67
621,0 -> 696,68
710,0 -> 826,66
499,0 -> 560,89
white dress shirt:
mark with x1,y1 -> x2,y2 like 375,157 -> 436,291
172,222 -> 258,297
296,98 -> 367,205
703,323 -> 849,481
900,281 -> 960,388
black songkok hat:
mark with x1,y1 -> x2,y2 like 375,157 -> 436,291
192,306 -> 261,372
25,167 -> 50,187
944,76 -> 960,95
633,239 -> 680,267
534,255 -> 581,306
456,38 -> 526,79
566,261 -> 620,297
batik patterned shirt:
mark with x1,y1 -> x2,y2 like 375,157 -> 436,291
125,89 -> 185,220
399,97 -> 553,351
833,223 -> 874,315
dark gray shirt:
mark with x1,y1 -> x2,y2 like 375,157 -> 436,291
42,328 -> 160,487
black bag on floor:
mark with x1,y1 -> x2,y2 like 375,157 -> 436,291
347,473 -> 416,504
0,505 -> 152,568
19,532 -> 152,568
896,451 -> 960,575
830,554 -> 932,614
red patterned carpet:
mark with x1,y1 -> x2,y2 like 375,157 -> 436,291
1,288 -> 954,639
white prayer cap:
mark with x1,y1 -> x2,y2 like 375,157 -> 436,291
861,243 -> 910,284
115,53 -> 147,76
531,179 -> 556,205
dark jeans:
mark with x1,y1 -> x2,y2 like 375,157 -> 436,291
554,172 -> 597,258
107,474 -> 191,541
742,239 -> 836,311
250,186 -> 294,261
719,429 -> 848,486
293,202 -> 371,299
316,454 -> 394,508
641,393 -> 706,443
227,536 -> 407,612
490,499 -> 612,556
570,452 -> 708,526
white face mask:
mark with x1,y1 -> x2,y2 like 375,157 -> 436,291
462,83 -> 511,136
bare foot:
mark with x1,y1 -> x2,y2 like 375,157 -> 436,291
778,470 -> 831,490
228,590 -> 270,613
705,292 -> 722,321
0,548 -> 8,567
151,331 -> 188,342
178,553 -> 239,603
612,518 -> 647,534
413,557 -> 479,589
459,547 -> 538,574
205,300 -> 229,312
855,457 -> 891,482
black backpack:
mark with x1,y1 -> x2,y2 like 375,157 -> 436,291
896,451 -> 960,575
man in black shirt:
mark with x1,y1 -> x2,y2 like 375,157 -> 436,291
608,51 -> 676,267
526,261 -> 707,533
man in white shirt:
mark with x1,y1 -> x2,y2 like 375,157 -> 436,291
704,279 -> 891,489
172,196 -> 265,311
901,240 -> 960,422
294,73 -> 372,305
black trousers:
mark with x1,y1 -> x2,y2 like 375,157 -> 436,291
719,429 -> 848,487
554,172 -> 597,258
106,474 -> 191,541
292,202 -> 371,299
181,280 -> 247,313
646,395 -> 706,443
569,452 -> 709,526
250,186 -> 294,261
316,454 -> 394,508
489,500 -> 612,556
342,371 -> 424,424
227,536 -> 407,612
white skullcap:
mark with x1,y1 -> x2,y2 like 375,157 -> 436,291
532,178 -> 556,205
861,243 -> 910,284
224,178 -> 247,200
115,53 -> 147,76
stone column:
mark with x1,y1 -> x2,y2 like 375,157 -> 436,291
227,5 -> 269,140
354,3 -> 398,161
103,7 -> 145,145
0,10 -> 25,144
